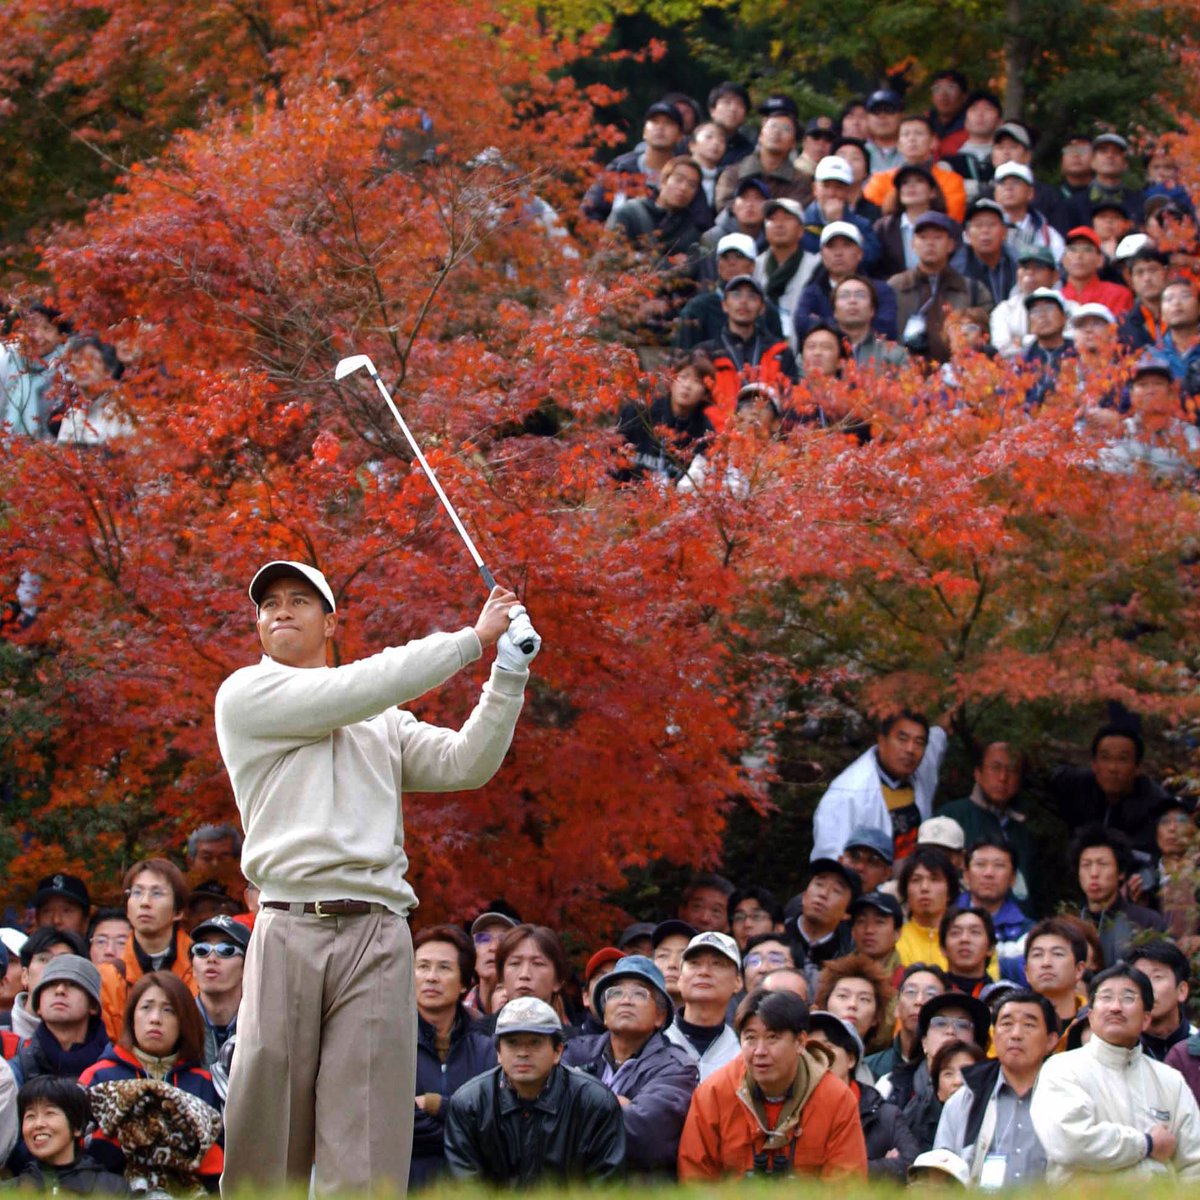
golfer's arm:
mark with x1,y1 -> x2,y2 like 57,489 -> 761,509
217,629 -> 481,740
395,664 -> 526,791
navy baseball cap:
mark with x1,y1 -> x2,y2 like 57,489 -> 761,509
849,891 -> 904,926
844,827 -> 894,863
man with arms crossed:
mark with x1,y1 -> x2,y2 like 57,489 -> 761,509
215,560 -> 539,1194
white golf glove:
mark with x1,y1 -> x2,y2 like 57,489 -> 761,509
495,605 -> 541,671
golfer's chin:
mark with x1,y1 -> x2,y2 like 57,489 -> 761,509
263,635 -> 325,668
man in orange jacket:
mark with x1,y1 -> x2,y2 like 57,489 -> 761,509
677,988 -> 868,1180
863,114 -> 966,223
98,858 -> 197,1041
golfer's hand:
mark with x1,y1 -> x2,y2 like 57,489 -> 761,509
496,605 -> 541,672
474,586 -> 518,648
1149,1124 -> 1177,1162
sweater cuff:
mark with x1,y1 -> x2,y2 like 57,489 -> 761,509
489,662 -> 529,696
453,627 -> 483,665
1145,1132 -> 1154,1159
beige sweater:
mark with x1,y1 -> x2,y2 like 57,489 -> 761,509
214,627 -> 526,914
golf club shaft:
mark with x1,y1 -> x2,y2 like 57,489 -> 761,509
360,364 -> 532,650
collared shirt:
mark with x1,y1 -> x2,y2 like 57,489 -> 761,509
989,1076 -> 1047,1183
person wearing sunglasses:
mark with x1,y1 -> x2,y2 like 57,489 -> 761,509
188,915 -> 248,1073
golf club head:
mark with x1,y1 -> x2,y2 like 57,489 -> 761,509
335,354 -> 376,381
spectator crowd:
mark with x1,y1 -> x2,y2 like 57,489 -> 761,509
2,59 -> 1200,1197
0,709 -> 1194,1189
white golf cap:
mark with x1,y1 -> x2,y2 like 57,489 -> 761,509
764,197 -> 805,221
1114,232 -> 1153,261
909,1149 -> 970,1186
814,155 -> 854,184
682,930 -> 741,968
993,161 -> 1034,186
716,232 -> 758,261
1022,286 -> 1068,312
0,928 -> 27,957
820,220 -> 863,248
1071,302 -> 1116,325
917,815 -> 965,851
494,996 -> 562,1041
248,561 -> 336,613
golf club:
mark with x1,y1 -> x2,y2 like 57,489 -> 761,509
335,354 -> 535,652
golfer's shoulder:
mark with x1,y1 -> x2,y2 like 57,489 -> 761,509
215,657 -> 278,711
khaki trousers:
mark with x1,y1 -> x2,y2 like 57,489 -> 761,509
220,907 -> 414,1196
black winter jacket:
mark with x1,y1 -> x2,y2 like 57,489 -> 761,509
443,1064 -> 625,1185
10,1155 -> 129,1195
858,1081 -> 922,1180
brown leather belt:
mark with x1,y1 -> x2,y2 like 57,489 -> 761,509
262,900 -> 389,918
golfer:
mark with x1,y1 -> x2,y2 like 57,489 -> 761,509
214,559 -> 539,1195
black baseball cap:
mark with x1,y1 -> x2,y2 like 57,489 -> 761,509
644,101 -> 683,126
848,891 -> 904,926
33,874 -> 90,914
651,919 -> 697,949
190,913 -> 251,951
806,858 -> 863,899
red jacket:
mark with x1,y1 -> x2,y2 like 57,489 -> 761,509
677,1052 -> 868,1180
706,340 -> 794,431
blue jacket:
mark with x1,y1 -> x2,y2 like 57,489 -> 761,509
411,1007 -> 497,1188
956,893 -> 1033,985
799,201 -> 882,273
561,1029 -> 698,1175
793,267 -> 898,341
1157,331 -> 1200,397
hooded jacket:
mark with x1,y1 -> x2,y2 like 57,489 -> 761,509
562,1029 -> 699,1174
676,1049 -> 867,1179
12,1016 -> 110,1084
443,1063 -> 625,1185
1030,1033 -> 1200,1181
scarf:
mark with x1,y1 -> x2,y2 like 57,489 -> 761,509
764,249 -> 804,303
33,1016 -> 109,1079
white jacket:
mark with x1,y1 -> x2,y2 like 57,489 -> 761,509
1030,1033 -> 1200,1182
811,726 -> 947,860
664,1021 -> 741,1082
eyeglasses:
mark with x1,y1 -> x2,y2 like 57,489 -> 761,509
189,943 -> 244,959
605,985 -> 651,1003
900,984 -> 943,1001
731,909 -> 771,925
127,887 -> 170,902
473,931 -> 499,946
744,951 -> 790,970
928,1016 -> 975,1033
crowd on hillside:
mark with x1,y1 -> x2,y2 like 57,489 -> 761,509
0,710 -> 1197,1189
3,61 -> 1200,1196
595,77 -> 1200,484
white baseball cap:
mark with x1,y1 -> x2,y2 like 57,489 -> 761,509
682,930 -> 741,968
1070,302 -> 1116,326
1114,233 -> 1153,261
248,561 -> 337,613
820,220 -> 863,248
909,1149 -> 970,1186
716,232 -> 758,261
918,815 -> 965,851
994,162 -> 1034,186
814,155 -> 854,185
494,996 -> 562,1041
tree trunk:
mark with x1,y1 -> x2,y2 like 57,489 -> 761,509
1004,0 -> 1030,120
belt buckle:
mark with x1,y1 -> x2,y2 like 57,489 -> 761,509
313,901 -> 336,919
